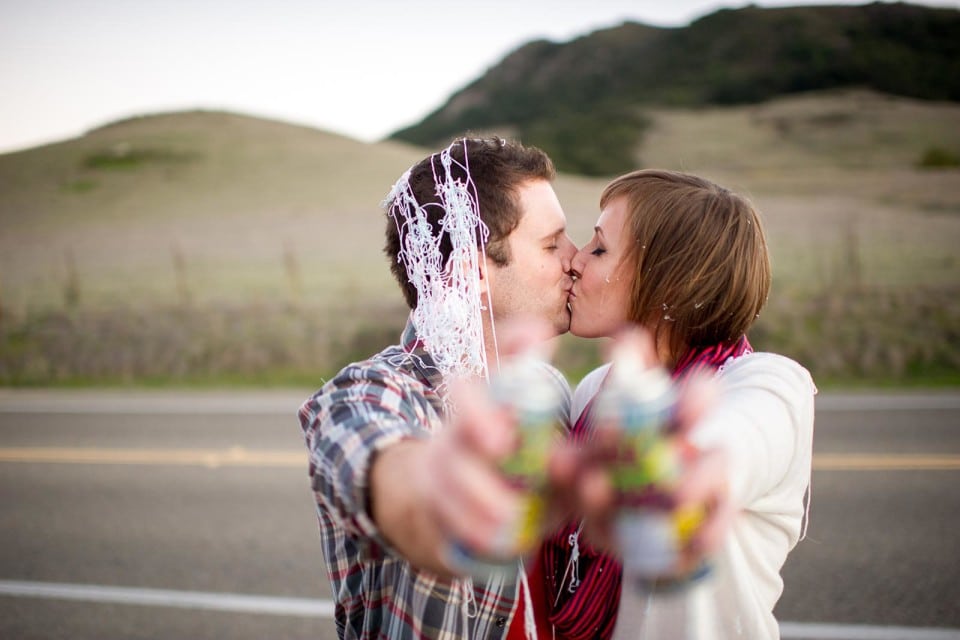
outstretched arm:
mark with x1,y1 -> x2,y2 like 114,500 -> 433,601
370,382 -> 522,575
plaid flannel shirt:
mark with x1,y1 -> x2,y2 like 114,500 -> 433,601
299,316 -> 571,639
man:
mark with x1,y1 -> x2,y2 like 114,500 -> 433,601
299,137 -> 576,639
298,138 -> 725,639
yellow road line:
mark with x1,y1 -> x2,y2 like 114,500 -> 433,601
813,454 -> 960,470
0,448 -> 959,471
0,447 -> 304,468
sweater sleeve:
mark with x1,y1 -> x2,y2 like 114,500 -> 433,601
297,360 -> 435,556
689,352 -> 816,508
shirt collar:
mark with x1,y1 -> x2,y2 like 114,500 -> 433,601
400,314 -> 444,392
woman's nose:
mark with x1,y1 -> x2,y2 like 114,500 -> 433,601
569,247 -> 585,277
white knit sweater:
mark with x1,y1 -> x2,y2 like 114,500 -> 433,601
572,352 -> 816,639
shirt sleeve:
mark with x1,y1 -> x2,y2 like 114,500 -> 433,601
537,361 -> 573,434
298,360 -> 435,557
690,352 -> 816,508
571,365 -> 611,426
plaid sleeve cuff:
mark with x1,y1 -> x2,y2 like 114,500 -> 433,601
300,360 -> 435,561
344,429 -> 415,560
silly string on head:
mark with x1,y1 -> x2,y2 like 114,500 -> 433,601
385,139 -> 499,394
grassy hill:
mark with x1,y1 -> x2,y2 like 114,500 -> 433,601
391,2 -> 960,176
1,93 -> 958,387
0,111 -> 429,308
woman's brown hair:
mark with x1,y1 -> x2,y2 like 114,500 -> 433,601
601,169 -> 771,364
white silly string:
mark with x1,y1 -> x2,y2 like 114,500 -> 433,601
385,140 -> 493,396
555,522 -> 584,605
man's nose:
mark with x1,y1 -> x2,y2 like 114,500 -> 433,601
562,241 -> 578,276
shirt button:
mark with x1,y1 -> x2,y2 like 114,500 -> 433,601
496,617 -> 507,628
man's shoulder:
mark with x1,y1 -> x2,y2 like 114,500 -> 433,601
326,335 -> 418,379
299,344 -> 429,415
524,359 -> 572,430
330,351 -> 403,384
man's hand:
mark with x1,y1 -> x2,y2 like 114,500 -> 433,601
370,320 -> 552,577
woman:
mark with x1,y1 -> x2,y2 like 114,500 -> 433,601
513,169 -> 815,639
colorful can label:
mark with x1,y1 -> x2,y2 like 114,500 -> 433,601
594,347 -> 706,582
450,354 -> 562,577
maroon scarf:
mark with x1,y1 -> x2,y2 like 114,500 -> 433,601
537,336 -> 753,640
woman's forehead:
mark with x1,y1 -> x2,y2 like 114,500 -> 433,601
596,197 -> 629,238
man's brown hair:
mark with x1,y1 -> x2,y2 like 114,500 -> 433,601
601,169 -> 771,362
384,137 -> 555,309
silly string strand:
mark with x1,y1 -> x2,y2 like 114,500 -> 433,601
385,140 -> 490,398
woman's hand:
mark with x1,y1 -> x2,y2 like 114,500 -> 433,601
548,329 -> 731,579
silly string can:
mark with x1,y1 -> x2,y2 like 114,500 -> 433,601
594,344 -> 706,585
448,352 -> 562,577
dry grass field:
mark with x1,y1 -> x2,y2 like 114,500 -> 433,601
1,90 -> 958,387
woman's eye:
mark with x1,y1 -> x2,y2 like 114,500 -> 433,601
591,247 -> 606,256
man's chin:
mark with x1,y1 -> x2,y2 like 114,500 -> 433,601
554,308 -> 572,336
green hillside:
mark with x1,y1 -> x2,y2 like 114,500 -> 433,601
391,2 -> 960,175
0,110 -> 425,232
1,94 -> 958,388
0,110 -> 430,308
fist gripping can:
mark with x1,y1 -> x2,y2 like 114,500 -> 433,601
448,352 -> 562,577
594,344 -> 705,583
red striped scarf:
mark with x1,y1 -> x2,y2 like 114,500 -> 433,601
508,336 -> 752,640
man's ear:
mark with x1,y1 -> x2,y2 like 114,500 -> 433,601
477,255 -> 490,296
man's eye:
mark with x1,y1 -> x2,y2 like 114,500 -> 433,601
546,245 -> 558,251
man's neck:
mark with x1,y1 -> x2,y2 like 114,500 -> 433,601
482,316 -> 502,378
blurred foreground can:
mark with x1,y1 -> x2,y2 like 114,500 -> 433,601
448,352 -> 562,577
593,345 -> 705,582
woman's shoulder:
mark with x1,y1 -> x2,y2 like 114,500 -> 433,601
577,364 -> 612,390
719,351 -> 817,398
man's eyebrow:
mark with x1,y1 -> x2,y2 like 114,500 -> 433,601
540,225 -> 566,241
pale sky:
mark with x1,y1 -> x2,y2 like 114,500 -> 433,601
1,0 -> 958,154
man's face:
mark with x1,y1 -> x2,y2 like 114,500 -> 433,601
486,179 -> 576,336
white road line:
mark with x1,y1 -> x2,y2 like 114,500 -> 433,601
2,580 -> 959,639
815,394 -> 960,412
780,621 -> 960,639
0,391 -> 311,415
1,391 -> 959,414
0,580 -> 333,618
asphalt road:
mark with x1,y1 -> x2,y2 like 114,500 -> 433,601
0,389 -> 958,639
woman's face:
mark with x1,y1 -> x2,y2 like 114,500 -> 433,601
569,196 -> 634,339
